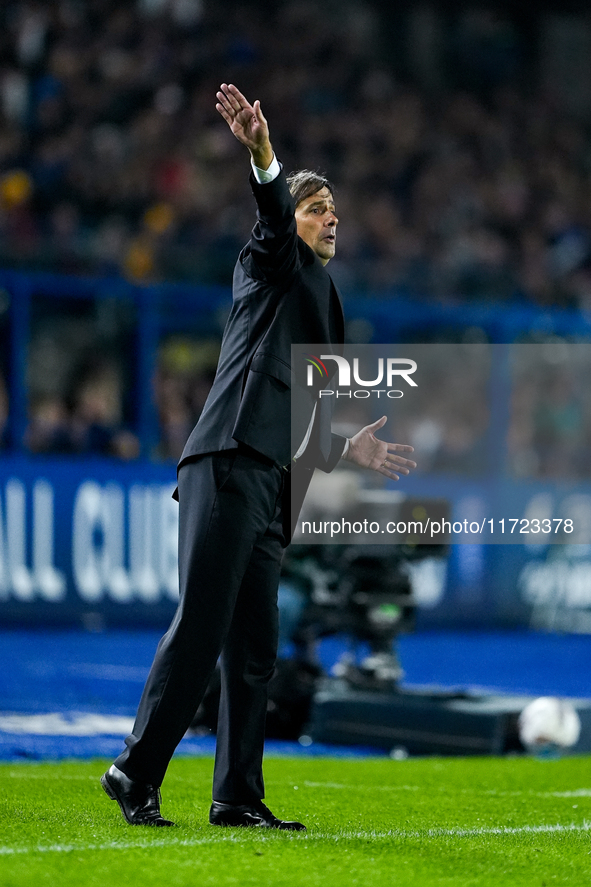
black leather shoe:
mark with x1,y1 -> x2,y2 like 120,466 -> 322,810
100,765 -> 175,826
209,800 -> 306,831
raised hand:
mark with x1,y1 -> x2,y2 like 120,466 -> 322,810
343,416 -> 416,481
216,83 -> 273,169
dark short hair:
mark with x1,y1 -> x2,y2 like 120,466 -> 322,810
286,170 -> 334,207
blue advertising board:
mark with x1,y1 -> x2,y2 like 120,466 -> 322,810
0,456 -> 179,626
2,455 -> 591,631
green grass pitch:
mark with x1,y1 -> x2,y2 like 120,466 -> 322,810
1,755 -> 590,886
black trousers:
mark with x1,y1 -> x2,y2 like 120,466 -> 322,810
114,448 -> 286,803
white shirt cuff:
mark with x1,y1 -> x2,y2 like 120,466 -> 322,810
341,438 -> 350,459
251,153 -> 281,184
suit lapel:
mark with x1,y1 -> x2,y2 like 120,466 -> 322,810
328,276 -> 345,345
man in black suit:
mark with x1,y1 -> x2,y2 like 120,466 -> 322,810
101,84 -> 415,831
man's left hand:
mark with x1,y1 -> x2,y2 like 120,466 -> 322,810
343,416 -> 416,480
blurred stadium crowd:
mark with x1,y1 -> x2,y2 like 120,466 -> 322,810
1,0 -> 591,304
1,0 -> 591,472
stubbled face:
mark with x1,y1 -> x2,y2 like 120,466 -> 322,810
294,186 -> 338,265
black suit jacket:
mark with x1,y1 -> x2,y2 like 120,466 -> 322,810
179,168 -> 346,473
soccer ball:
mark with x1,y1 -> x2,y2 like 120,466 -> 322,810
518,697 -> 581,751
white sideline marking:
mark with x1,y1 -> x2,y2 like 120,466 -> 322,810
5,774 -> 591,798
5,772 -> 97,780
303,781 -> 591,800
1,822 -> 590,856
2,771 -> 202,784
0,713 -> 134,736
405,821 -> 591,839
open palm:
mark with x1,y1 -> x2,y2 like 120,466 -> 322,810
216,83 -> 269,153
